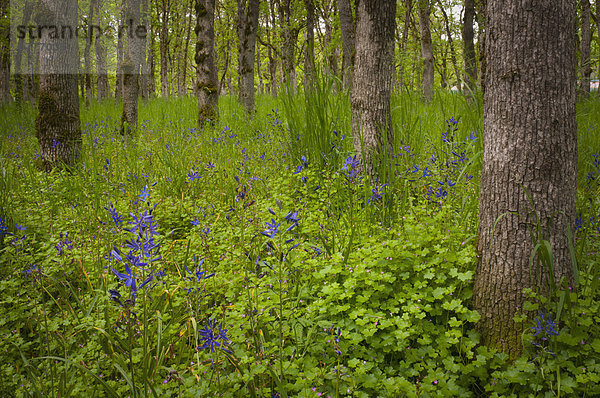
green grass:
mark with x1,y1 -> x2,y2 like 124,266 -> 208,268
0,90 -> 599,397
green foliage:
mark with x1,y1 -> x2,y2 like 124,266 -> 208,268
0,93 -> 599,397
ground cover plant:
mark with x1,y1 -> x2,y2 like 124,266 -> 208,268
1,91 -> 600,397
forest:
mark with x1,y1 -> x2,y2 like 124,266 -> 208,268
0,0 -> 599,396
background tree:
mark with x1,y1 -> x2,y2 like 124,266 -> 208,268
580,0 -> 591,95
0,0 -> 11,104
121,0 -> 143,134
462,0 -> 477,91
351,0 -> 396,177
237,0 -> 260,114
196,0 -> 219,126
473,0 -> 577,357
337,0 -> 355,90
35,0 -> 82,170
418,0 -> 433,101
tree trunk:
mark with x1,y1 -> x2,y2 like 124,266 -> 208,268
418,0 -> 434,101
397,0 -> 412,90
181,0 -> 194,96
237,0 -> 259,115
278,0 -> 298,90
304,0 -> 316,88
0,0 -> 11,104
580,0 -> 591,95
351,0 -> 396,178
437,0 -> 460,90
475,0 -> 486,91
140,0 -> 149,99
148,23 -> 156,96
462,0 -> 477,91
121,0 -> 143,134
94,0 -> 110,99
160,0 -> 171,97
338,0 -> 355,90
115,0 -> 125,99
474,0 -> 577,358
195,0 -> 219,126
35,0 -> 81,170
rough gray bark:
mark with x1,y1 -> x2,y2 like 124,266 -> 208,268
580,0 -> 591,95
195,0 -> 219,126
121,0 -> 143,134
35,0 -> 82,170
0,0 -> 11,104
338,0 -> 355,90
474,0 -> 577,357
462,0 -> 477,91
237,0 -> 259,114
418,0 -> 434,101
351,0 -> 396,178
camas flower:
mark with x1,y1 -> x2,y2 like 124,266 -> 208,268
199,318 -> 231,353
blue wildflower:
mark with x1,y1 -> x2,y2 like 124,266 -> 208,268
199,318 -> 231,353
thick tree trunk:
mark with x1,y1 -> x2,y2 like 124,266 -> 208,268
351,0 -> 396,178
338,0 -> 355,90
35,0 -> 81,170
195,0 -> 219,126
462,0 -> 477,91
0,0 -> 11,104
474,0 -> 577,357
418,0 -> 434,101
580,0 -> 591,95
121,0 -> 143,134
237,0 -> 259,115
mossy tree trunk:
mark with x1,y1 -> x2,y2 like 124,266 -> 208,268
195,0 -> 219,127
351,0 -> 396,179
474,0 -> 577,358
35,0 -> 81,170
237,0 -> 259,115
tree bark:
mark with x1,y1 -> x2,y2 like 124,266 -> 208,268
475,0 -> 486,91
338,0 -> 355,90
84,0 -> 95,105
0,0 -> 11,104
148,23 -> 156,96
351,0 -> 396,178
278,0 -> 298,90
140,0 -> 149,99
13,0 -> 33,103
121,0 -> 143,134
580,0 -> 591,95
418,0 -> 434,101
397,0 -> 412,90
237,0 -> 259,115
115,0 -> 125,99
462,0 -> 477,91
35,0 -> 82,170
94,0 -> 110,99
474,0 -> 577,358
195,0 -> 219,126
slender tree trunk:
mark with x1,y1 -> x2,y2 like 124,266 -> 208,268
94,0 -> 110,99
115,0 -> 125,99
475,0 -> 486,91
160,0 -> 170,97
580,0 -> 591,95
437,0 -> 460,90
237,0 -> 259,115
268,0 -> 278,96
148,23 -> 156,96
140,0 -> 149,99
462,0 -> 477,91
474,0 -> 577,358
338,0 -> 355,90
121,0 -> 143,134
418,0 -> 434,101
196,0 -> 219,126
278,0 -> 298,90
0,0 -> 11,104
35,0 -> 81,170
397,0 -> 412,90
351,0 -> 396,178
84,0 -> 95,106
256,41 -> 264,94
304,0 -> 316,88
